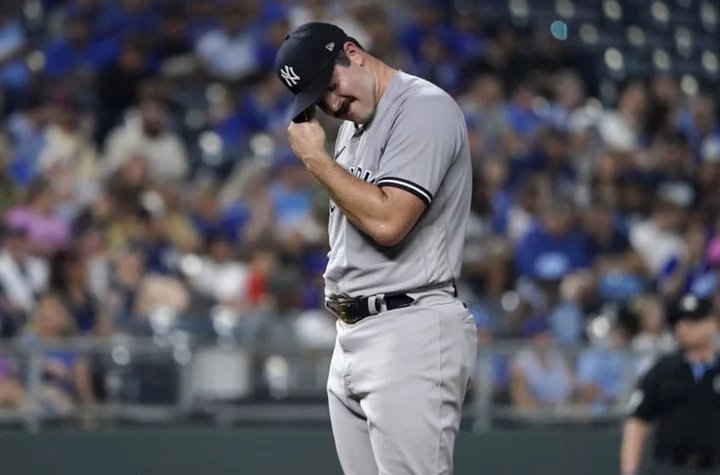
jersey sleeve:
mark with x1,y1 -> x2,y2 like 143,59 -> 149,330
627,360 -> 663,421
375,93 -> 466,208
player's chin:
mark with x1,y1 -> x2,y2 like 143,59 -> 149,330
344,106 -> 371,124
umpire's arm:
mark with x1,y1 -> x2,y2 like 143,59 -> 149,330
620,365 -> 662,475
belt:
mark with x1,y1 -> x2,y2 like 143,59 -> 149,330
326,292 -> 415,324
325,281 -> 458,324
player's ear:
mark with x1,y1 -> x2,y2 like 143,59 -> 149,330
344,41 -> 363,65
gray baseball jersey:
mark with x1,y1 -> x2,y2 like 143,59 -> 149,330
324,71 -> 472,299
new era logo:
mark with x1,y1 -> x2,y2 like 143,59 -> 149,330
280,65 -> 300,87
325,42 -> 334,51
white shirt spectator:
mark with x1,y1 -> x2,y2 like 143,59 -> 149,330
630,219 -> 686,276
103,113 -> 189,183
0,249 -> 48,315
191,258 -> 250,304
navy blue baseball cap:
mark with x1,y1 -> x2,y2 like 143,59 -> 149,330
667,294 -> 715,326
274,22 -> 351,122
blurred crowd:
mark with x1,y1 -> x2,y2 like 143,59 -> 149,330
0,0 -> 716,419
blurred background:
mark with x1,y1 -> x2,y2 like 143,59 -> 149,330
0,0 -> 718,472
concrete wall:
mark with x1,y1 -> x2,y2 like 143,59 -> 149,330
0,427 -> 622,474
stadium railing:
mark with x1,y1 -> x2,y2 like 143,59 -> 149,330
0,335 -> 669,433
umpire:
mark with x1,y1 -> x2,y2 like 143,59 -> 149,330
621,294 -> 720,475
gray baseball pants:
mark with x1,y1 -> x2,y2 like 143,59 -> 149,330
326,288 -> 478,475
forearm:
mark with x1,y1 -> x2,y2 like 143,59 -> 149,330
621,418 -> 649,475
306,154 -> 395,241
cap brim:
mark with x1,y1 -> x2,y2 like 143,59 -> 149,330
288,62 -> 334,122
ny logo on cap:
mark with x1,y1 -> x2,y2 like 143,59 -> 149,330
280,65 -> 300,87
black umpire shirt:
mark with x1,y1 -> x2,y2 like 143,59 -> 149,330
628,350 -> 720,468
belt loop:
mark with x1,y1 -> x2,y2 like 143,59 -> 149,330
367,294 -> 385,315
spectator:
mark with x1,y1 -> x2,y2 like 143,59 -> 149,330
102,97 -> 189,183
458,73 -> 510,160
548,69 -> 586,131
499,174 -> 544,244
188,180 -> 252,246
576,319 -> 634,414
7,93 -> 51,186
598,80 -> 648,153
253,4 -> 290,71
246,265 -> 303,398
630,195 -> 686,277
514,127 -> 577,199
0,134 -> 22,218
95,0 -> 160,38
42,7 -> 120,81
106,245 -> 145,328
194,2 -> 260,82
397,0 -> 447,63
509,317 -> 574,411
0,353 -> 25,408
646,131 -> 699,212
189,233 -> 251,308
48,248 -> 111,336
658,221 -> 714,299
583,201 -> 646,301
631,295 -> 675,376
363,12 -> 412,74
678,92 -> 720,163
267,149 -> 324,251
288,0 -> 371,50
473,309 -> 510,402
0,8 -> 30,95
514,197 -> 592,281
411,34 -> 463,95
503,79 -> 546,145
94,38 -> 154,145
6,177 -> 72,256
35,90 -> 100,215
20,292 -> 98,416
462,160 -> 511,301
0,226 -> 48,331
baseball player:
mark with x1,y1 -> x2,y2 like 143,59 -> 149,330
275,22 -> 477,475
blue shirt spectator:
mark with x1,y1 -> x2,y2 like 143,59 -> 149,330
510,317 -> 573,408
194,4 -> 259,81
95,0 -> 160,38
514,201 -> 592,280
267,149 -> 314,235
504,81 -> 547,142
7,95 -> 49,186
0,16 -> 30,90
576,324 -> 633,413
657,224 -> 716,298
43,9 -> 120,79
189,200 -> 251,246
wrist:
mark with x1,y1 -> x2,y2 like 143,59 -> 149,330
304,152 -> 333,176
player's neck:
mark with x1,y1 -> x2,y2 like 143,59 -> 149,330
370,58 -> 397,107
